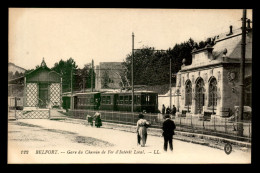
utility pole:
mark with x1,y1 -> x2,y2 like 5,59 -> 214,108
132,32 -> 134,113
238,9 -> 247,136
70,66 -> 73,110
91,59 -> 94,92
169,57 -> 172,110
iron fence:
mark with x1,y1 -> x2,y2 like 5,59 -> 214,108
16,109 -> 50,119
68,109 -> 252,142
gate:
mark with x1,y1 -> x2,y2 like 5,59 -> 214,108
15,109 -> 50,119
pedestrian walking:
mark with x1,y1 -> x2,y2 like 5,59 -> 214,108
94,112 -> 102,128
172,105 -> 177,117
162,114 -> 176,152
162,104 -> 166,114
136,114 -> 150,147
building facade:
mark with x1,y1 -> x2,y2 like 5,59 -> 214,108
176,25 -> 252,118
23,59 -> 62,109
95,62 -> 125,90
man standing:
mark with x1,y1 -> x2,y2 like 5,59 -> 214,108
162,104 -> 166,114
172,105 -> 176,117
166,106 -> 171,115
162,114 -> 176,152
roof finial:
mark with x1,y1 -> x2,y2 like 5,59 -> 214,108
41,57 -> 46,67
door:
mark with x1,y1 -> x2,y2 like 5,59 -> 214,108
39,83 -> 48,108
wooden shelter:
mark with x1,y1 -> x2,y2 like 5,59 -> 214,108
24,58 -> 62,109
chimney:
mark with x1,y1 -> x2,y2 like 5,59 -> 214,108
226,25 -> 233,36
247,19 -> 251,29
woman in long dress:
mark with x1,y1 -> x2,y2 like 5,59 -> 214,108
136,114 -> 150,147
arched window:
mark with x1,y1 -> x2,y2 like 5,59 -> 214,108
195,78 -> 205,114
185,80 -> 192,107
208,77 -> 217,109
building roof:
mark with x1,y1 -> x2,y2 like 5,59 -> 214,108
212,28 -> 252,61
8,62 -> 26,72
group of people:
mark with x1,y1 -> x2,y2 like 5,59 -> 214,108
86,111 -> 176,152
162,104 -> 177,116
86,112 -> 102,128
136,113 -> 176,152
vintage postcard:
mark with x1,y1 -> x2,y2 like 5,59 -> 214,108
8,8 -> 252,164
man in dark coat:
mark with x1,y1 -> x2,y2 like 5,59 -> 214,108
172,105 -> 177,116
162,104 -> 166,114
162,114 -> 176,151
166,106 -> 171,115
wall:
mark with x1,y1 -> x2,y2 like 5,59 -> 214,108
177,65 -> 223,116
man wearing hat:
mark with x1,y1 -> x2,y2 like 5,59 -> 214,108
162,114 -> 176,151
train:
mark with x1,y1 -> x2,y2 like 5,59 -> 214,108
62,91 -> 159,113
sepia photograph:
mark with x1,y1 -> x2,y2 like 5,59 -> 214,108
8,8 -> 252,164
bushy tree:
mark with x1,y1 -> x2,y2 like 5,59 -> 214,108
51,58 -> 78,92
123,38 -> 208,86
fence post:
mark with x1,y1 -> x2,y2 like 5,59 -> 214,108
214,117 -> 216,131
191,115 -> 193,128
225,117 -> 227,133
179,117 -> 181,131
249,122 -> 251,142
133,112 -> 134,125
118,110 -> 120,123
203,118 -> 205,129
112,110 -> 113,122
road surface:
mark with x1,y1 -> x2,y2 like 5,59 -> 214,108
8,119 -> 251,164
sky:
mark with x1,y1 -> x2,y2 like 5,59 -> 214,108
8,8 -> 253,70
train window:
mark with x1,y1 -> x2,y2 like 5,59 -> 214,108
102,96 -> 106,103
129,96 -> 132,104
134,95 -> 140,104
78,98 -> 81,105
107,96 -> 111,104
119,96 -> 123,104
141,94 -> 146,105
124,96 -> 128,104
90,98 -> 94,103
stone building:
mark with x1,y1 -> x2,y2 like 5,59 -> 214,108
95,62 -> 125,90
176,24 -> 252,119
23,59 -> 62,109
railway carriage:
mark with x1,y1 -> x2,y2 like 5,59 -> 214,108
99,92 -> 118,111
116,91 -> 158,113
75,92 -> 101,110
62,91 -> 158,113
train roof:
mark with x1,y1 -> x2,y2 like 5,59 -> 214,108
102,90 -> 157,95
74,92 -> 101,96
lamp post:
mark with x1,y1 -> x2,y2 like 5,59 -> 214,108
132,33 -> 134,113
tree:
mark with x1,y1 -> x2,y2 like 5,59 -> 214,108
122,38 -> 209,86
51,58 -> 78,93
75,63 -> 95,91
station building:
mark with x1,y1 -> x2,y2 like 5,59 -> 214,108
176,24 -> 252,119
23,59 -> 62,109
